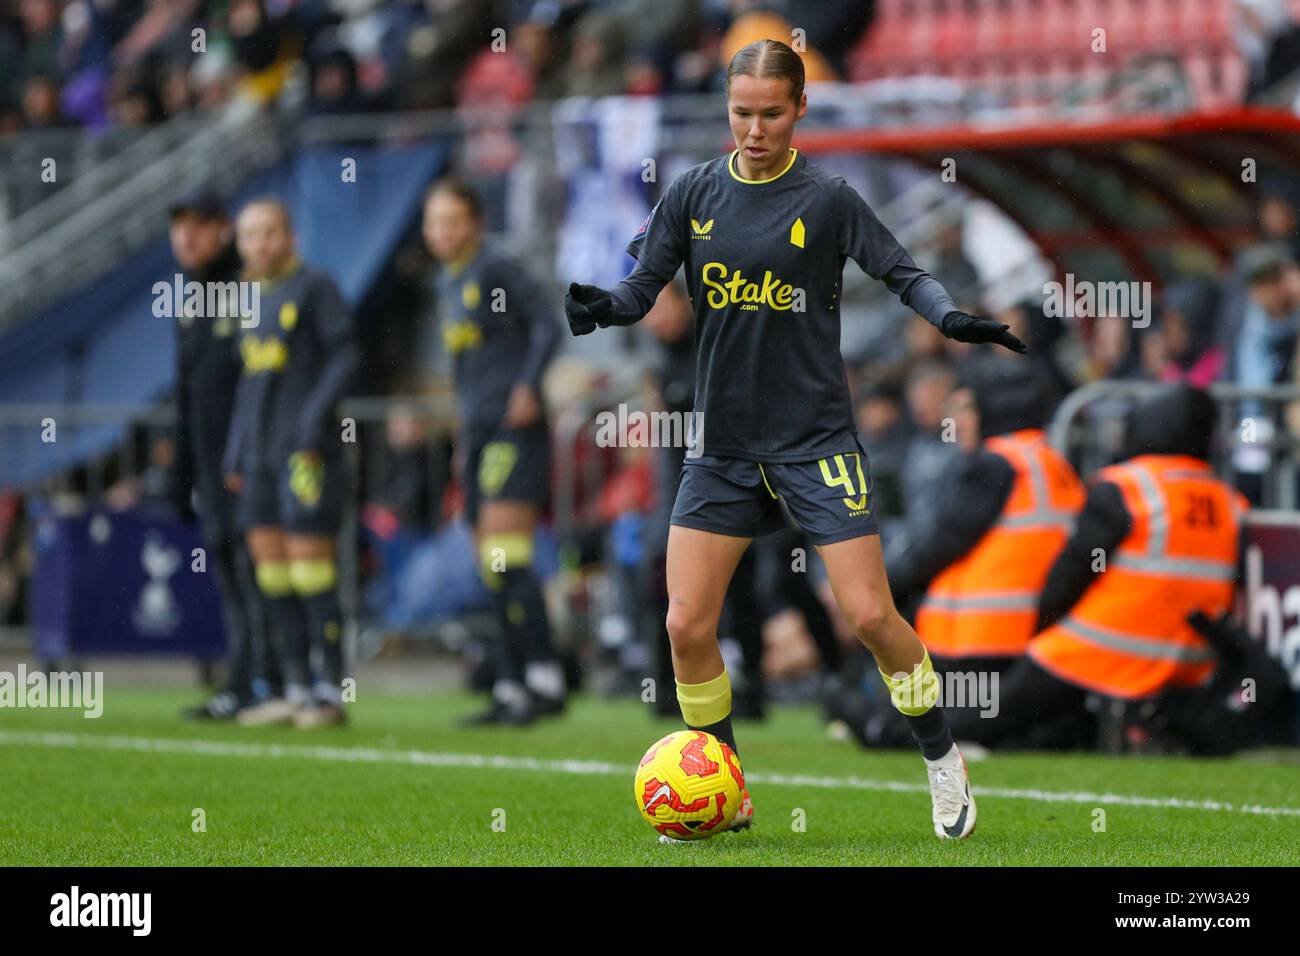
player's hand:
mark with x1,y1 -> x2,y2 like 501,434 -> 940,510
565,282 -> 613,335
504,383 -> 541,429
941,311 -> 1028,354
224,473 -> 243,493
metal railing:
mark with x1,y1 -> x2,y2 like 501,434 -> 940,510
0,372 -> 670,621
1,120 -> 209,251
7,381 -> 1295,517
0,401 -> 175,499
1,376 -> 1295,645
0,126 -> 163,225
1048,381 -> 1300,510
0,102 -> 278,327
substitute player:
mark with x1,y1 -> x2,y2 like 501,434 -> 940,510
223,198 -> 359,729
566,39 -> 1027,839
422,177 -> 566,726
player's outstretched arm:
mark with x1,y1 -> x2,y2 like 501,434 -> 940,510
940,310 -> 1028,354
839,180 -> 1027,354
564,261 -> 670,336
877,254 -> 1028,355
569,177 -> 688,336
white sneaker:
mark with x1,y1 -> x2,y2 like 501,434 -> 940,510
926,744 -> 976,839
293,702 -> 347,729
235,697 -> 302,727
658,788 -> 753,844
723,787 -> 754,832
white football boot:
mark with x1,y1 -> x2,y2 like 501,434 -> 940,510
658,788 -> 753,845
235,697 -> 302,727
926,744 -> 976,839
724,787 -> 754,832
293,702 -> 347,729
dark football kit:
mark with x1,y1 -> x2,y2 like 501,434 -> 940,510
615,149 -> 957,544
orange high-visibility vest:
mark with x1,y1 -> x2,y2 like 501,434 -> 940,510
916,428 -> 1085,658
1029,455 -> 1248,699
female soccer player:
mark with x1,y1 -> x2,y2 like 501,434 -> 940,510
223,198 -> 358,729
422,177 -> 566,726
565,39 -> 1026,839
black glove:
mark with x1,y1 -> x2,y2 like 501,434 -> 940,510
565,282 -> 614,336
941,311 -> 1028,354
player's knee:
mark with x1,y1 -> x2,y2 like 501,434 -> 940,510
845,600 -> 892,641
665,604 -> 713,654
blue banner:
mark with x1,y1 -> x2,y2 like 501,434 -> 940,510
0,139 -> 450,488
31,505 -> 226,659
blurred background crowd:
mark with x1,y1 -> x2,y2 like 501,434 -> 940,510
0,0 -> 880,132
8,0 -> 1300,134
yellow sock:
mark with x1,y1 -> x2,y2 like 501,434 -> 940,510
478,533 -> 534,589
879,649 -> 940,716
288,559 -> 337,597
254,561 -> 292,597
676,670 -> 732,727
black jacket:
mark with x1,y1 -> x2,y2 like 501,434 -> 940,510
887,448 -> 1016,608
174,242 -> 244,513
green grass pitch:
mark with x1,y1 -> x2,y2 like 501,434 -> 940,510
1,689 -> 1298,866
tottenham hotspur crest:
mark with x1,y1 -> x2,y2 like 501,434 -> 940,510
132,533 -> 182,636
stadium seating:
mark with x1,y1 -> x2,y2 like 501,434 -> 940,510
850,0 -> 1249,109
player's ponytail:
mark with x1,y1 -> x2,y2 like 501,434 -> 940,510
725,38 -> 806,105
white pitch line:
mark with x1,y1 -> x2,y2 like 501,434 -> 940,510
3,730 -> 1299,818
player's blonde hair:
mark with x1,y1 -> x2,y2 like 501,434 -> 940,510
425,175 -> 483,222
238,196 -> 294,234
725,38 -> 806,105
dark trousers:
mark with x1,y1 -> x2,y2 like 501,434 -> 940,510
211,535 -> 280,698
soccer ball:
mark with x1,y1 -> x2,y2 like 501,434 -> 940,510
633,730 -> 744,840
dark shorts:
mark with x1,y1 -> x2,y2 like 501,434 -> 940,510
670,449 -> 880,546
462,424 -> 551,525
236,451 -> 345,536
